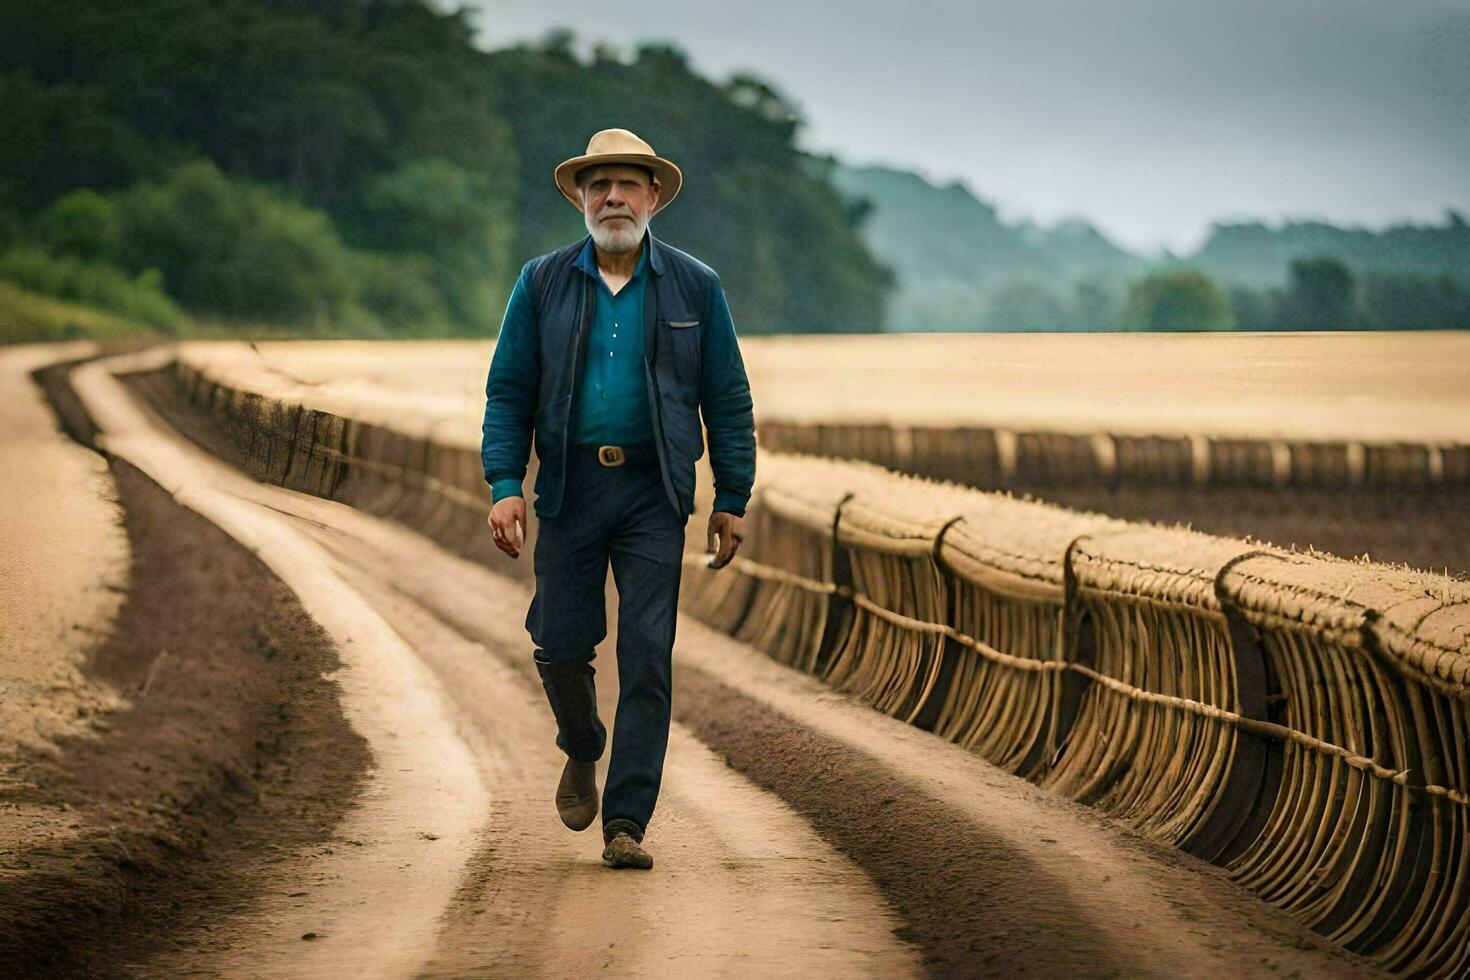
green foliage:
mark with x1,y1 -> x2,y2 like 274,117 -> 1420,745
825,159 -> 1470,331
1120,268 -> 1236,331
112,158 -> 358,324
0,69 -> 178,210
983,278 -> 1071,331
1360,272 -> 1470,330
484,37 -> 888,332
346,250 -> 449,334
1072,278 -> 1121,330
350,157 -> 515,327
1227,254 -> 1470,330
30,188 -> 121,261
0,183 -> 23,250
0,0 -> 890,337
0,280 -> 162,345
1191,212 -> 1470,291
0,243 -> 185,330
3,1 -> 1464,336
1282,257 -> 1357,328
823,161 -> 1143,331
1227,284 -> 1284,331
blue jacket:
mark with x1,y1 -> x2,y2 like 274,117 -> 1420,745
481,230 -> 757,520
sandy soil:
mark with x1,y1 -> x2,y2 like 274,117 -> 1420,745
0,343 -> 129,781
321,541 -> 927,979
72,350 -> 928,979
734,330 -> 1470,442
4,343 -> 1394,977
166,335 -> 1470,577
0,457 -> 374,978
2,349 -> 371,977
67,350 -> 495,978
108,351 -> 1383,977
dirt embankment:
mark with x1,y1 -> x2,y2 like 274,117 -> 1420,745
1,355 -> 370,978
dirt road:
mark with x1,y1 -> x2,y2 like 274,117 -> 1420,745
68,349 -> 929,978
8,345 -> 1385,977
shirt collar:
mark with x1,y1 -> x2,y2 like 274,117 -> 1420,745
574,229 -> 664,280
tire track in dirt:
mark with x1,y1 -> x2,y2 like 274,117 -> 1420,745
2,344 -> 371,978
65,351 -> 491,978
75,350 -> 927,978
325,558 -> 925,978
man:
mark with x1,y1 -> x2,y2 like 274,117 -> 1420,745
481,128 -> 757,870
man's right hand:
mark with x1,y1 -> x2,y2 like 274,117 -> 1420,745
487,496 -> 526,559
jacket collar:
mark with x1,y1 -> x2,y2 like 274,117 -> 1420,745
573,228 -> 665,280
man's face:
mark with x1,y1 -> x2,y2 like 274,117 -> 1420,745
580,164 -> 660,254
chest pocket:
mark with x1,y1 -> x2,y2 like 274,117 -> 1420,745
659,318 -> 701,388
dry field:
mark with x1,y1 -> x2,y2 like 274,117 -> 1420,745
179,331 -> 1470,574
198,330 -> 1470,445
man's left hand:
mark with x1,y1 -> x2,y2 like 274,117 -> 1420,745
706,510 -> 745,569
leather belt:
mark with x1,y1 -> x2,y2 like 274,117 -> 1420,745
572,441 -> 659,468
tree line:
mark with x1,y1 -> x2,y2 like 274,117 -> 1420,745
4,0 -> 1460,340
831,163 -> 1470,332
1111,257 -> 1470,331
0,0 -> 889,341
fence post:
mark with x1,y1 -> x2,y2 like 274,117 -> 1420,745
1180,550 -> 1284,863
813,491 -> 857,676
911,514 -> 966,732
1046,534 -> 1098,771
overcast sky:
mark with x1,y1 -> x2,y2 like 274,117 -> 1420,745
461,1 -> 1469,255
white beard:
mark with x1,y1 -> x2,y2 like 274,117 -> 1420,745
585,204 -> 650,254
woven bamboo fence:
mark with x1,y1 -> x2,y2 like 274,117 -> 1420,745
681,453 -> 1469,977
758,419 -> 1470,490
162,352 -> 1467,976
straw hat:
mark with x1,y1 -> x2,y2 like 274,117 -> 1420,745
554,128 -> 683,215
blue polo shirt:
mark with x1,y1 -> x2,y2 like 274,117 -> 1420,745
570,235 -> 655,446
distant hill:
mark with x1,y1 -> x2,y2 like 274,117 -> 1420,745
827,159 -> 1470,331
821,161 -> 1143,330
1186,214 -> 1470,289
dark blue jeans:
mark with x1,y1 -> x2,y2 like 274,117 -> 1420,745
526,441 -> 688,839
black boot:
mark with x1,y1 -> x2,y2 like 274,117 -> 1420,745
555,757 -> 599,830
535,656 -> 607,798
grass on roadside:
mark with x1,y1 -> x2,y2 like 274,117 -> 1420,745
0,279 -> 478,347
0,280 -> 165,345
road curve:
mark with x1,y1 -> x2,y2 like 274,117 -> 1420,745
71,349 -> 926,978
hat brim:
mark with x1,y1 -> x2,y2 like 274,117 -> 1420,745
554,153 -> 682,215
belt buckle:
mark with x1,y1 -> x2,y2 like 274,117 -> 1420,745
597,444 -> 626,467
